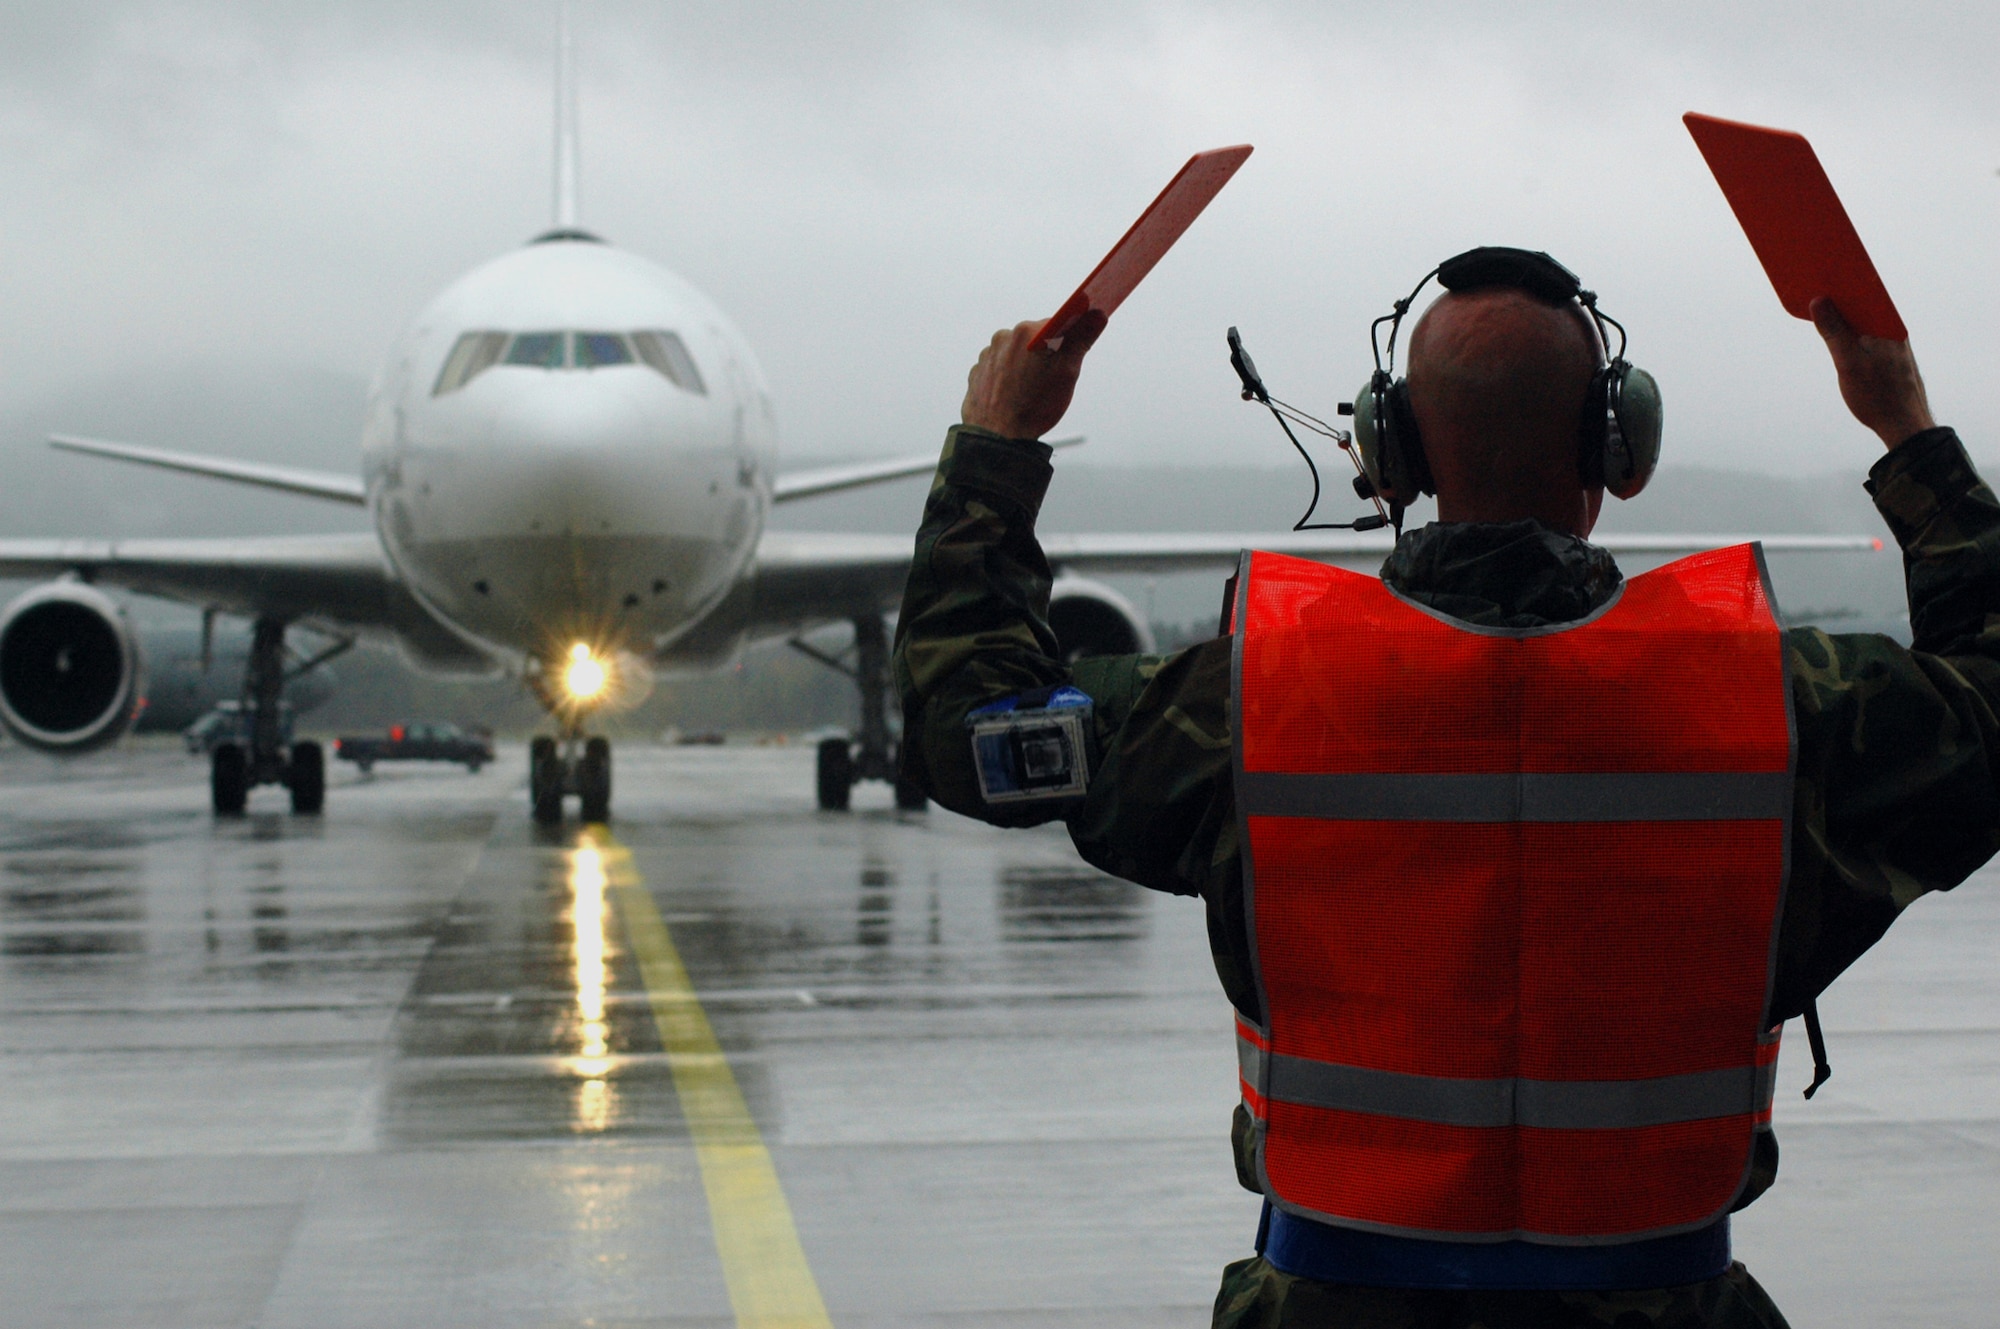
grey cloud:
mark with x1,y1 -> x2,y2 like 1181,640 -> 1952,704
0,0 -> 1995,494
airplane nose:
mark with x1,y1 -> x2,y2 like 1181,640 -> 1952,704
391,365 -> 755,661
504,377 -> 650,458
484,376 -> 691,534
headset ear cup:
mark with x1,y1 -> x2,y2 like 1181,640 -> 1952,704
1602,363 -> 1662,500
1359,376 -> 1431,506
1353,376 -> 1389,498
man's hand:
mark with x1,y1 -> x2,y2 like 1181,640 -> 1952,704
1811,297 -> 1935,450
960,310 -> 1108,440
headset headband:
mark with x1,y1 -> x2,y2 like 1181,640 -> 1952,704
1439,246 -> 1582,302
1370,246 -> 1628,382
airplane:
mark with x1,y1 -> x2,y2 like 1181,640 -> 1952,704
0,8 -> 1880,822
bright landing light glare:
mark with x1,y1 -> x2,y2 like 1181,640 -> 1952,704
564,642 -> 608,701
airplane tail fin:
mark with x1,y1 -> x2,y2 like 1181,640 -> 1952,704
553,0 -> 580,230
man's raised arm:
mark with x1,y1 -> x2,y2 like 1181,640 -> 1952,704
1769,301 -> 2000,1023
891,313 -> 1108,824
894,311 -> 1242,901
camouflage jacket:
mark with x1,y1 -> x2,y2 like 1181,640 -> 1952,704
893,422 -> 2000,1215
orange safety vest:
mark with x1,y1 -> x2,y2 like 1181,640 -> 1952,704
1230,544 -> 1792,1244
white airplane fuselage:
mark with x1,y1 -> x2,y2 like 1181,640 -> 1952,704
361,235 -> 777,680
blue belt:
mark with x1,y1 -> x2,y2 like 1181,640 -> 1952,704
1257,1204 -> 1731,1291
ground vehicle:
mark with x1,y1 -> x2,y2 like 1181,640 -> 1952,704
334,723 -> 494,773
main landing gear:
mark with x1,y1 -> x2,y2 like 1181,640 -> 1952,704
529,731 -> 613,825
793,614 -> 927,813
210,616 -> 350,816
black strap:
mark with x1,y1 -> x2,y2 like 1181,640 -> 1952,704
1436,246 -> 1582,304
1801,999 -> 1833,1100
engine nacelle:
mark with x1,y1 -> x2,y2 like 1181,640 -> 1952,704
0,583 -> 143,753
1048,576 -> 1156,661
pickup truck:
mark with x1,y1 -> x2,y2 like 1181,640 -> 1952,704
333,722 -> 494,773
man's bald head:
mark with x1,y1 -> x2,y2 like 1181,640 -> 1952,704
1405,287 -> 1604,533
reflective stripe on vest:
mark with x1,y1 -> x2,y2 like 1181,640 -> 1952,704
1238,771 -> 1792,822
1231,544 -> 1794,1245
1239,1030 -> 1784,1131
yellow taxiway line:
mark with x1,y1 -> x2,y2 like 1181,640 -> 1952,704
583,828 -> 835,1329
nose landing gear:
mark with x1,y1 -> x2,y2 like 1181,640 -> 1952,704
529,730 -> 613,824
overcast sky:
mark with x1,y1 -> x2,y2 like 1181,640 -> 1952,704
1,1 -> 1995,480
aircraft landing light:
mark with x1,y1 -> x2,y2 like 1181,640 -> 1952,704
564,643 -> 609,702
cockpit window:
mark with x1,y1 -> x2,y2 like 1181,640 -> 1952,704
505,332 -> 566,369
433,330 -> 510,395
573,332 -> 633,368
435,329 -> 707,393
631,330 -> 707,395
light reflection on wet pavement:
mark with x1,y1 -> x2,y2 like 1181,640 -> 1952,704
0,744 -> 1251,1328
0,742 -> 1993,1327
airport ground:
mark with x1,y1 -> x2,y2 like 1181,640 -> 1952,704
0,739 -> 1991,1328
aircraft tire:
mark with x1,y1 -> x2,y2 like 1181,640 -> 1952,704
530,737 -> 562,824
289,741 -> 326,815
816,738 -> 853,811
211,743 -> 249,816
579,737 -> 612,823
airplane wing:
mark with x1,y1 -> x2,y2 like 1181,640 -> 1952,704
48,435 -> 369,505
772,436 -> 1083,504
55,431 -> 1091,508
746,529 -> 1883,632
0,534 -> 496,674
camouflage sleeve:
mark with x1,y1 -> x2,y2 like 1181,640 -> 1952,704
892,425 -> 1071,827
892,425 -> 1241,911
1775,427 -> 2000,1021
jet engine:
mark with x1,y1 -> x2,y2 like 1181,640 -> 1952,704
1048,576 -> 1156,661
0,583 -> 143,753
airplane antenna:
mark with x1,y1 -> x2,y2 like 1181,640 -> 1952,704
553,0 -> 580,229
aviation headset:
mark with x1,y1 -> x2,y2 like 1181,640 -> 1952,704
1349,246 -> 1663,513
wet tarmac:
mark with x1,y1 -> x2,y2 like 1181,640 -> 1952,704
0,741 -> 1992,1328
